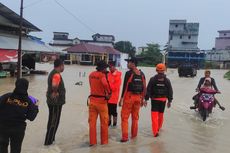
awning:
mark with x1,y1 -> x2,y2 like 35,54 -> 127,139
0,49 -> 17,63
0,33 -> 59,53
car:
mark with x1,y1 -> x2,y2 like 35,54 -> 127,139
178,63 -> 197,77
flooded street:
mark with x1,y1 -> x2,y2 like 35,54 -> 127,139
0,63 -> 230,153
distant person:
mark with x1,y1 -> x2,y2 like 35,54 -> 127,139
9,63 -> 16,77
144,63 -> 173,137
88,60 -> 111,146
119,57 -> 146,142
0,78 -> 39,153
44,59 -> 66,146
107,61 -> 122,127
190,70 -> 219,109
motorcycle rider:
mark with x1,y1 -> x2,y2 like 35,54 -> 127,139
190,70 -> 219,109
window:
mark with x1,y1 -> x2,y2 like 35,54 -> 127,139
170,35 -> 173,40
224,33 -> 226,36
180,35 -> 182,39
175,24 -> 178,28
81,54 -> 91,61
188,35 -> 191,39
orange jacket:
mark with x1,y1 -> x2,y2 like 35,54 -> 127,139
89,71 -> 111,103
108,70 -> 122,104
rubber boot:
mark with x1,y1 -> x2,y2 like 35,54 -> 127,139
151,111 -> 159,137
113,116 -> 117,127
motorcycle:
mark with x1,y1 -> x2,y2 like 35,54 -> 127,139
191,88 -> 225,121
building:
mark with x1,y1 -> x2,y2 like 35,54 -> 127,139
215,30 -> 230,50
136,46 -> 148,55
167,20 -> 205,68
64,43 -> 120,65
80,33 -> 115,47
0,2 -> 60,69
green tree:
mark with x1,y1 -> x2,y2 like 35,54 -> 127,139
139,43 -> 162,66
114,41 -> 136,56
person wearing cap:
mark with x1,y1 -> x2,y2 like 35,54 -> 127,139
144,63 -> 173,137
44,59 -> 65,145
0,78 -> 39,153
190,70 -> 220,109
107,61 -> 122,127
88,60 -> 111,146
119,57 -> 146,142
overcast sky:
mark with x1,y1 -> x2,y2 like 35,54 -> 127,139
1,0 -> 230,49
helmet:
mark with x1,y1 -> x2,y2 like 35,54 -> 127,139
156,63 -> 166,71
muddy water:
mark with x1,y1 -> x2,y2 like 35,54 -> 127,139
0,63 -> 229,153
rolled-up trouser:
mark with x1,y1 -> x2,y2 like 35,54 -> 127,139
121,92 -> 141,140
88,100 -> 108,145
151,100 -> 166,136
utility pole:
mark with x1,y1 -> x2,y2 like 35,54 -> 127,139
17,0 -> 23,79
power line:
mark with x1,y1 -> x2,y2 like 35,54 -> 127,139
54,0 -> 96,33
24,0 -> 45,8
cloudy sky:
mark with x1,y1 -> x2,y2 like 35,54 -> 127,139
1,0 -> 229,49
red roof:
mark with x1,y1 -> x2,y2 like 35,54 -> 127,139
0,49 -> 17,63
65,43 -> 120,54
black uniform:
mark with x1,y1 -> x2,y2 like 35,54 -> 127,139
0,79 -> 38,153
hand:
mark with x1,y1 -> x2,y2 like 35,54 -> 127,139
167,102 -> 171,108
217,90 -> 221,94
51,92 -> 59,99
195,88 -> 199,92
142,101 -> 147,107
119,98 -> 123,107
35,100 -> 39,106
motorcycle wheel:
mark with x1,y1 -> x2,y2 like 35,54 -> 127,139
202,109 -> 209,121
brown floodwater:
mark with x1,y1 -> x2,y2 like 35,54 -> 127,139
0,63 -> 229,153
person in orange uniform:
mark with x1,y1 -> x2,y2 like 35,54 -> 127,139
88,60 -> 111,146
119,57 -> 146,142
144,63 -> 173,137
107,61 -> 122,127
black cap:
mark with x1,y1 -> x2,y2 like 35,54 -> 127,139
125,57 -> 138,66
96,60 -> 109,71
13,78 -> 29,95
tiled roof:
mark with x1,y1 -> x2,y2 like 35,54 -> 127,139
65,43 -> 120,54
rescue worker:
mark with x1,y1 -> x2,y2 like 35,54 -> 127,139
88,60 -> 111,146
144,63 -> 173,137
190,70 -> 219,109
107,61 -> 122,127
119,57 -> 146,142
0,78 -> 39,153
44,59 -> 65,145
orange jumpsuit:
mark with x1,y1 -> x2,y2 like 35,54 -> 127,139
88,71 -> 111,145
120,70 -> 146,141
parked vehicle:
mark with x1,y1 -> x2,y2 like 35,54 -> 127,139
178,63 -> 197,77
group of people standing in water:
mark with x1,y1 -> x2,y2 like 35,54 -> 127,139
88,57 -> 173,146
0,57 -> 223,152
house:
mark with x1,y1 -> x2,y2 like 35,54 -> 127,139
65,43 -> 120,65
167,20 -> 205,68
80,33 -> 115,47
0,2 -> 60,69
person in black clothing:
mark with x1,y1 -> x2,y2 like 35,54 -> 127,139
190,70 -> 220,109
144,63 -> 173,137
0,78 -> 39,153
44,59 -> 65,146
